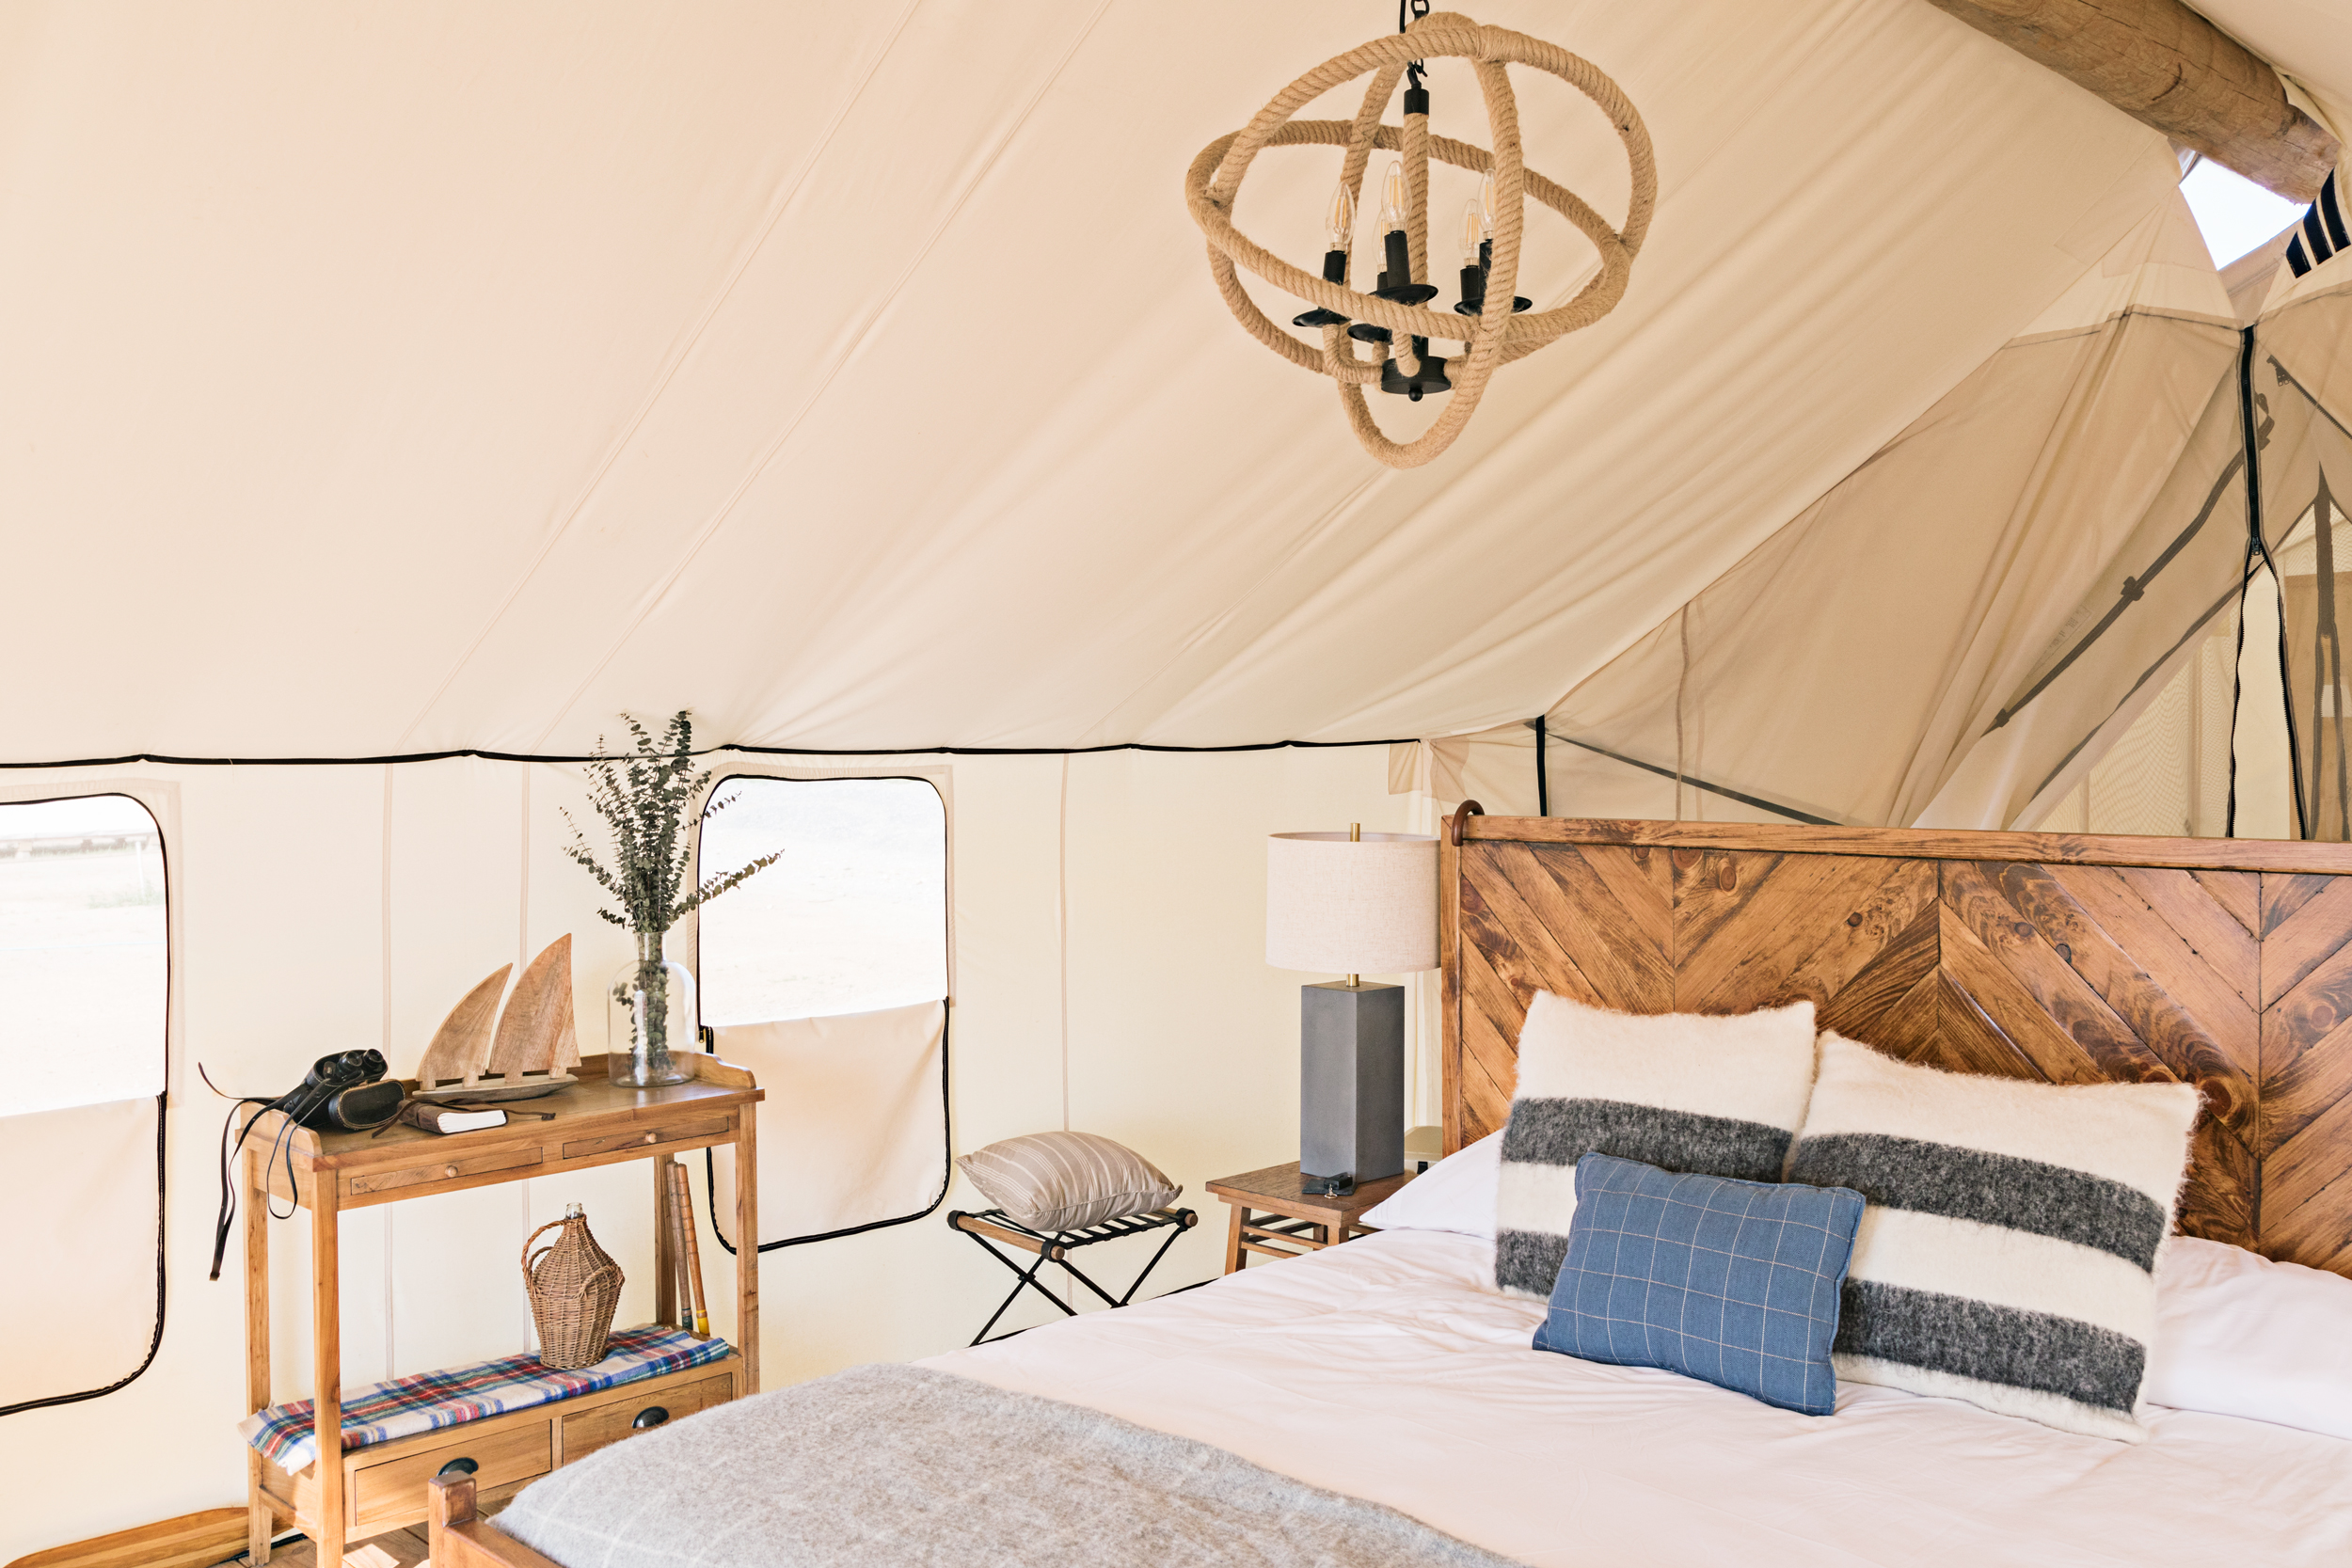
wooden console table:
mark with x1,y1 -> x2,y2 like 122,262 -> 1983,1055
240,1053 -> 762,1568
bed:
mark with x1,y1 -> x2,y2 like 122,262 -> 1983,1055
427,816 -> 2352,1567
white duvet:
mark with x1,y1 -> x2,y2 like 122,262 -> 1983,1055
925,1229 -> 2352,1567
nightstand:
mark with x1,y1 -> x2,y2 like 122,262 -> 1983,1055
1205,1161 -> 1413,1273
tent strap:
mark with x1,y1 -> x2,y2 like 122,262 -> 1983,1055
1543,730 -> 1834,825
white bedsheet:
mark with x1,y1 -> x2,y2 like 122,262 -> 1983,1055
924,1229 -> 2352,1567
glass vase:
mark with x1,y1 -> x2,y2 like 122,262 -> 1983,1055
608,929 -> 697,1087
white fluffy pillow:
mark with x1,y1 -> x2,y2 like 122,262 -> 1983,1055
1789,1033 -> 2199,1442
2145,1236 -> 2352,1440
1494,992 -> 1820,1298
1359,1132 -> 1501,1239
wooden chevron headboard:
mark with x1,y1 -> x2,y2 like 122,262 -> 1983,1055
1440,815 -> 2352,1276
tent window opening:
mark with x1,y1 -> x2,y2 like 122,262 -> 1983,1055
2179,156 -> 2303,268
696,776 -> 947,1025
696,776 -> 950,1251
0,793 -> 169,1418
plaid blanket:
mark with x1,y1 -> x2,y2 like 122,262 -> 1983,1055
239,1325 -> 734,1472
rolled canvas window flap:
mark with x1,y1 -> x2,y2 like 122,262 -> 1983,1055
706,1000 -> 947,1250
0,1096 -> 163,1411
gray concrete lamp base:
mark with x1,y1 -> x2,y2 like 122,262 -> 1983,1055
1300,980 -> 1406,1196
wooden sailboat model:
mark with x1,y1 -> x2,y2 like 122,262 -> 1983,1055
415,935 -> 581,1102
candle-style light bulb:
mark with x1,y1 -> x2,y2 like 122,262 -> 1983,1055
1295,178 -> 1358,328
1379,161 -> 1406,232
1454,198 -> 1487,317
1459,169 -> 1530,319
1325,181 -> 1356,249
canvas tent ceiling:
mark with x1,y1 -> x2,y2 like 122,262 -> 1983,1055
5,0 -> 2330,763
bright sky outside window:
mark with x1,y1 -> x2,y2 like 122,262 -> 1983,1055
2180,158 -> 2304,268
697,777 -> 947,1025
0,796 -> 166,1117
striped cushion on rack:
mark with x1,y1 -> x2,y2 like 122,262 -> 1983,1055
1788,1033 -> 2200,1442
1494,993 -> 1820,1299
957,1131 -> 1181,1233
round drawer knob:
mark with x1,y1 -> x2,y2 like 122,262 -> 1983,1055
644,1133 -> 657,1145
444,1164 -> 459,1179
631,1405 -> 670,1430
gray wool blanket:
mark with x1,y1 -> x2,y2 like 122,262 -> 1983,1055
495,1362 -> 1518,1567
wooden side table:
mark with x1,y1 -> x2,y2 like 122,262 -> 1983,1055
240,1052 -> 762,1568
1205,1162 -> 1413,1273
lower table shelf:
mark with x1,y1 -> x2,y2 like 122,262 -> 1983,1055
250,1345 -> 740,1545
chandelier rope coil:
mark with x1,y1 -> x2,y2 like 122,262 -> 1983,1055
1185,12 -> 1655,468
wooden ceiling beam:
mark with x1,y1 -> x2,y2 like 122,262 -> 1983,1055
1922,0 -> 2338,201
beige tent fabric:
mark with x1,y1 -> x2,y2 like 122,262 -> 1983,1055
707,1001 -> 948,1247
0,0 -> 2184,760
1445,198 -> 2243,830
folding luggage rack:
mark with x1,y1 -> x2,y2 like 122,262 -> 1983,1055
946,1205 -> 1200,1346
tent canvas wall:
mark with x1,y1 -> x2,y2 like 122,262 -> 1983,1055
0,745 -> 1429,1555
4,0 -> 2352,1559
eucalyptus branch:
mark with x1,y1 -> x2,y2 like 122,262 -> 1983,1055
562,710 -> 778,935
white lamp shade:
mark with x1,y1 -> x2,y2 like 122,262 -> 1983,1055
1266,832 -> 1439,974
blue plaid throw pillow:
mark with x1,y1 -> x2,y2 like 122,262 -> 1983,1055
1534,1152 -> 1865,1416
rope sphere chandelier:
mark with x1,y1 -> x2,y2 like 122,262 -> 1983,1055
1185,7 -> 1655,469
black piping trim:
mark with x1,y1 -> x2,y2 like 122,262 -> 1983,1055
2305,206 -> 2336,265
2244,327 -> 2308,838
704,1006 -> 952,1256
1543,731 -> 1836,825
2323,173 -> 2351,254
1530,715 -> 1549,816
0,738 -> 1415,771
2229,540 -> 2249,837
2288,234 -> 2313,278
0,790 -> 170,1420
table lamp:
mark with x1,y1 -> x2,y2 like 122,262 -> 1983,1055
1266,825 -> 1439,1196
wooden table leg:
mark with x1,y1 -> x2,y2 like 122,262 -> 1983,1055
736,1105 -> 760,1394
310,1174 -> 344,1568
1223,1203 -> 1246,1274
244,1131 -> 273,1566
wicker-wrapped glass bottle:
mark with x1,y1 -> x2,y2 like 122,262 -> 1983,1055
523,1203 -> 624,1369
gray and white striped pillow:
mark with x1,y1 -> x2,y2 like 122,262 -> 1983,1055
1493,993 -> 1820,1298
956,1131 -> 1181,1233
1789,1033 -> 2200,1442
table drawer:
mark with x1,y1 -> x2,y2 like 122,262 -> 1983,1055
562,1116 -> 733,1161
351,1421 -> 552,1532
561,1371 -> 735,1464
347,1144 -> 544,1197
